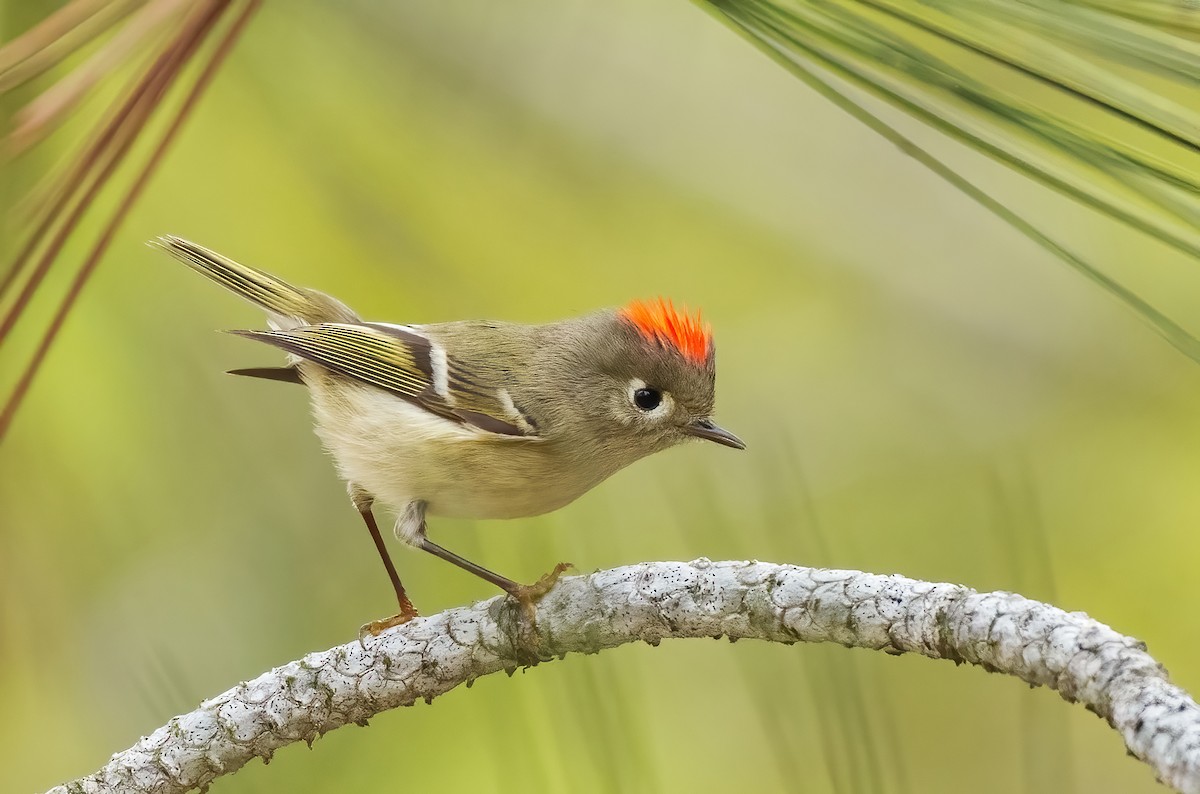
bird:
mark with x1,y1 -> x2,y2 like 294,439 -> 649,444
154,235 -> 744,637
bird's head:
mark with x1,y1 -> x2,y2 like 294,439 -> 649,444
557,298 -> 743,459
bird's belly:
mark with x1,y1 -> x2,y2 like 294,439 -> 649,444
311,382 -> 597,520
357,437 -> 591,520
418,460 -> 585,519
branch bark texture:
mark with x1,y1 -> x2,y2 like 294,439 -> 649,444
49,560 -> 1200,793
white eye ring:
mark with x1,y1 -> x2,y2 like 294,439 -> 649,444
627,378 -> 672,418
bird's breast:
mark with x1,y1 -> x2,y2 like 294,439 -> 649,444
309,378 -> 611,520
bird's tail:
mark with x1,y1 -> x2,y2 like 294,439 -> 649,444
151,235 -> 357,327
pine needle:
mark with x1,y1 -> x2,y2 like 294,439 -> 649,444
0,0 -> 259,443
698,0 -> 1200,359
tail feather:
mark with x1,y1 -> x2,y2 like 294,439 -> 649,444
152,235 -> 357,325
227,366 -> 305,384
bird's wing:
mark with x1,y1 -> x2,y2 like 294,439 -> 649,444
231,322 -> 538,438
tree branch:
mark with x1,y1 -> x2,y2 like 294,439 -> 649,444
47,560 -> 1200,793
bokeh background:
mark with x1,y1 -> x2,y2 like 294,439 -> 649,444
3,1 -> 1200,792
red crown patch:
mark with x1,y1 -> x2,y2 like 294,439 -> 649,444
620,298 -> 712,365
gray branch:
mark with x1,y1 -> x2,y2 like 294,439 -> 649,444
48,560 -> 1200,793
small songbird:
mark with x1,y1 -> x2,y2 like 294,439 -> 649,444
155,236 -> 744,636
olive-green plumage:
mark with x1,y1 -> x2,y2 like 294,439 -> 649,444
156,235 -> 742,629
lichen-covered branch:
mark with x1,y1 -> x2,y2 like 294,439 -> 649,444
48,560 -> 1200,794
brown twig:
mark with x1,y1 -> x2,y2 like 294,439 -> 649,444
0,0 -> 225,316
0,0 -> 259,443
0,0 -> 133,90
5,0 -> 193,158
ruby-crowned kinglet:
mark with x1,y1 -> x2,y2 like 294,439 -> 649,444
154,236 -> 744,636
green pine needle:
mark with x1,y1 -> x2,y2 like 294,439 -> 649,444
697,0 -> 1200,362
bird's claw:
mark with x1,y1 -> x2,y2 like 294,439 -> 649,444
357,602 -> 420,646
507,561 -> 573,623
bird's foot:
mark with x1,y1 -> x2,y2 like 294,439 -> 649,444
358,597 -> 420,646
506,562 -> 573,624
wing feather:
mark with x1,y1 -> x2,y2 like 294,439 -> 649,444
230,323 -> 535,438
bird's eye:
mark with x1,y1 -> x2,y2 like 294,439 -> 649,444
633,387 -> 662,411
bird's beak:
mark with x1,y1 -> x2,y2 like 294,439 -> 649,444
686,418 -> 746,450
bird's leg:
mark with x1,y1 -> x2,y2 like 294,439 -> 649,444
352,487 -> 419,641
418,536 -> 572,623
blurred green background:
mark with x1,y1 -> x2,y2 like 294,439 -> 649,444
3,1 -> 1200,792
